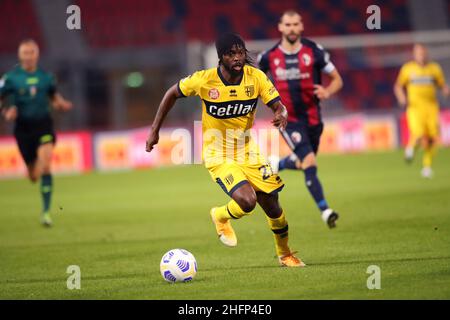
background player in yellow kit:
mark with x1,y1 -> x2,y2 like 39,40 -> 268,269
394,43 -> 449,178
146,33 -> 304,267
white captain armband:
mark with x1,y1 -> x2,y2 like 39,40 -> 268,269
322,62 -> 336,74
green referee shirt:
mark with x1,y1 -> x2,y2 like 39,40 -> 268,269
0,65 -> 56,121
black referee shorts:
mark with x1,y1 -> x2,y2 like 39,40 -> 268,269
13,117 -> 56,165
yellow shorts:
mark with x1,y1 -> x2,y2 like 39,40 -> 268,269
407,106 -> 439,139
207,160 -> 284,196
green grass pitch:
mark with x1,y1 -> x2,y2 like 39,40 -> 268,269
1,149 -> 450,299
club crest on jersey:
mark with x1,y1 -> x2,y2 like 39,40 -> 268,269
274,58 -> 280,66
244,85 -> 255,97
208,88 -> 220,100
204,99 -> 258,119
269,86 -> 276,95
224,174 -> 234,185
29,85 -> 37,97
302,53 -> 311,66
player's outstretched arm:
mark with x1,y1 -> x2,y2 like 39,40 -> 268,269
146,83 -> 182,153
0,80 -> 15,121
394,82 -> 407,108
1,105 -> 17,122
0,94 -> 17,122
441,84 -> 450,99
268,100 -> 288,130
0,96 -> 4,116
51,93 -> 73,111
314,69 -> 343,100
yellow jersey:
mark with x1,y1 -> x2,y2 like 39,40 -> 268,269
178,65 -> 281,167
396,61 -> 446,109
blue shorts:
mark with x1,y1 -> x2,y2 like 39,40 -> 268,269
281,121 -> 324,161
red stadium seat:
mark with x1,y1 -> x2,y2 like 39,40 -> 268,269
0,0 -> 45,54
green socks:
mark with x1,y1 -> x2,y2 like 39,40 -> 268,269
41,174 -> 53,213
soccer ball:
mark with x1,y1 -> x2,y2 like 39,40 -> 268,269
160,249 -> 197,283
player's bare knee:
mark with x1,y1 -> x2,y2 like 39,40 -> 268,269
235,193 -> 257,213
28,171 -> 39,183
301,153 -> 316,169
37,156 -> 52,175
266,207 -> 282,219
41,164 -> 51,175
256,192 -> 281,217
302,162 -> 316,171
26,164 -> 38,183
242,197 -> 257,213
264,201 -> 282,218
420,138 -> 426,148
231,183 -> 257,212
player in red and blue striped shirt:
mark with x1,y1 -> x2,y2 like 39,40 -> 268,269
258,10 -> 343,228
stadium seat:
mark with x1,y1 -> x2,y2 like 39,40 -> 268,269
0,0 -> 45,54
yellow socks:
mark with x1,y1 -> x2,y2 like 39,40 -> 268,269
423,144 -> 436,168
266,211 -> 290,257
214,203 -> 292,257
214,199 -> 252,222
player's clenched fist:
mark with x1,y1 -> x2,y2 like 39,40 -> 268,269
272,110 -> 287,130
270,102 -> 288,130
313,85 -> 331,100
2,106 -> 18,122
146,129 -> 159,152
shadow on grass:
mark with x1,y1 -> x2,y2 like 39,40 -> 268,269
201,255 -> 450,271
308,255 -> 450,266
3,256 -> 449,286
0,272 -> 149,285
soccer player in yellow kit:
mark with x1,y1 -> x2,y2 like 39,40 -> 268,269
394,44 -> 449,178
146,33 -> 304,267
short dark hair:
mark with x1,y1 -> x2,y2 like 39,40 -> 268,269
215,32 -> 253,66
279,10 -> 301,23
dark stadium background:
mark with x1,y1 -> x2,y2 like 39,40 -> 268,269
1,0 -> 448,133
